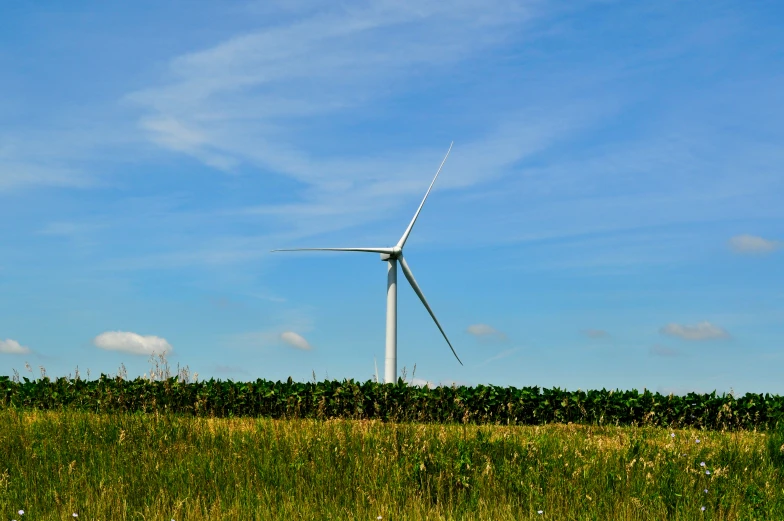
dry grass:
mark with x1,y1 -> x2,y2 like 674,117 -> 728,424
0,408 -> 782,520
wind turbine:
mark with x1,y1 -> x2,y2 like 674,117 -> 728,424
272,142 -> 462,383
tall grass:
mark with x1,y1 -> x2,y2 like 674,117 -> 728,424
1,408 -> 782,520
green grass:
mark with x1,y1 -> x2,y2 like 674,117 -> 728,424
1,408 -> 782,520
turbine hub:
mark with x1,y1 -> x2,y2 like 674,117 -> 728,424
380,247 -> 402,261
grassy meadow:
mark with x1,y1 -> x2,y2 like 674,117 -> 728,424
1,407 -> 782,520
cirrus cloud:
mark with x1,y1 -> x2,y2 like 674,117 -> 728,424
93,331 -> 173,355
280,331 -> 311,350
0,338 -> 31,354
659,321 -> 730,341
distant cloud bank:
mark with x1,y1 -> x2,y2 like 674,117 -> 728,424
0,338 -> 31,354
659,321 -> 729,341
280,331 -> 311,350
728,234 -> 781,254
93,331 -> 173,355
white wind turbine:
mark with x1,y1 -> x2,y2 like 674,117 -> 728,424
272,143 -> 462,383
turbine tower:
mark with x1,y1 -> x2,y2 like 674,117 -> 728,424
272,142 -> 462,383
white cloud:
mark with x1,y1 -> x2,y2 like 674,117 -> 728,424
280,331 -> 312,350
582,329 -> 609,339
659,321 -> 730,341
466,323 -> 507,340
728,234 -> 781,254
467,324 -> 497,335
410,377 -> 435,388
0,338 -> 31,354
93,331 -> 173,355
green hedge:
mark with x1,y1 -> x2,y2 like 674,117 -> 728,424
1,375 -> 782,430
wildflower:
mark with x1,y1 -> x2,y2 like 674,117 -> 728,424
696,438 -> 700,443
73,514 -> 78,518
706,470 -> 711,475
700,462 -> 706,467
19,511 -> 24,516
377,517 -> 382,520
537,510 -> 543,514
704,489 -> 708,493
701,506 -> 706,511
670,433 -> 675,438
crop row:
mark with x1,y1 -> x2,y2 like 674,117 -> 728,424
1,375 -> 782,429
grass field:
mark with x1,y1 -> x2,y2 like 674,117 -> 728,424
1,408 -> 782,520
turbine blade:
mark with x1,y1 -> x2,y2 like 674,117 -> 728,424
271,247 -> 394,254
396,142 -> 453,249
398,254 -> 463,365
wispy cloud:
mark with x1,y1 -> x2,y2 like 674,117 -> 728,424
0,122 -> 122,193
37,221 -> 106,237
280,331 -> 311,350
0,162 -> 92,193
124,1 -> 606,248
93,331 -> 173,355
479,347 -> 520,366
660,321 -> 730,341
130,1 -> 536,139
649,344 -> 678,357
0,338 -> 31,355
728,234 -> 781,254
466,323 -> 507,341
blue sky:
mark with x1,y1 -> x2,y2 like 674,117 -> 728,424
1,1 -> 782,394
